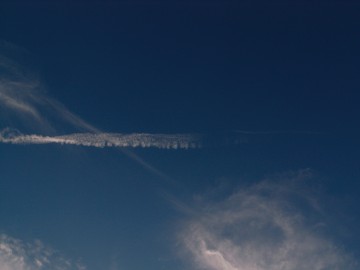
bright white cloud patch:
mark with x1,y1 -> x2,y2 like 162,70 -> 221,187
0,234 -> 85,270
179,170 -> 358,270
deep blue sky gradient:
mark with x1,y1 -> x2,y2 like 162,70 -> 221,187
2,1 -> 360,134
1,1 -> 360,270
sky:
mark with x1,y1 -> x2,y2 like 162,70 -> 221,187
1,1 -> 360,270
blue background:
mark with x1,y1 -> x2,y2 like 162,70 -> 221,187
1,1 -> 360,269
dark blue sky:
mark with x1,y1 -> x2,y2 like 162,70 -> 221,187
2,1 -> 360,134
1,1 -> 360,270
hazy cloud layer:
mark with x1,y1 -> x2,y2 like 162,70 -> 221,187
179,170 -> 357,270
0,128 -> 202,149
0,234 -> 85,270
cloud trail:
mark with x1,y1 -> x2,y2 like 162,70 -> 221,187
0,42 -> 207,182
0,128 -> 202,149
0,234 -> 85,270
178,170 -> 358,270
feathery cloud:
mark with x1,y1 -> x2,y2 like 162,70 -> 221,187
0,234 -> 85,270
178,170 -> 358,270
0,42 -> 201,145
0,42 -> 206,181
0,53 -> 96,134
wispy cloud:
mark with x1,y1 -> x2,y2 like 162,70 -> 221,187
178,170 -> 358,270
0,42 -> 202,145
0,234 -> 85,270
0,42 -> 206,181
0,76 -> 49,128
0,128 -> 202,149
0,49 -> 96,134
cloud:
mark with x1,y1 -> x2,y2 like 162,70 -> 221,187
0,234 -> 85,270
0,85 -> 41,120
178,170 -> 358,270
0,41 -> 207,182
0,128 -> 202,149
0,71 -> 48,129
0,42 -> 203,147
0,46 -> 97,134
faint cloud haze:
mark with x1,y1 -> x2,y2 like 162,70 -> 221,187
179,170 -> 358,270
0,234 -> 85,270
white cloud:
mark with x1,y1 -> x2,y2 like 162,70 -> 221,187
0,41 -> 204,181
0,43 -> 203,150
178,170 -> 358,270
0,234 -> 85,270
0,128 -> 202,149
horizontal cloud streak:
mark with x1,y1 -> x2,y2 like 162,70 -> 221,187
0,234 -> 85,270
0,128 -> 202,149
178,170 -> 358,270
